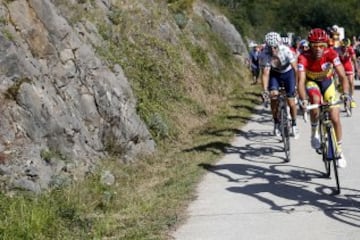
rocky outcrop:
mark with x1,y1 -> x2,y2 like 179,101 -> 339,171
0,0 -> 155,192
0,0 -> 248,193
194,2 -> 248,60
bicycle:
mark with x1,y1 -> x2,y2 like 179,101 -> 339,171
306,99 -> 344,195
263,87 -> 291,162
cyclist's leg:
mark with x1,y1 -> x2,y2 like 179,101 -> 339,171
323,79 -> 346,167
282,69 -> 299,138
282,69 -> 297,123
306,80 -> 322,149
269,72 -> 280,135
306,80 -> 322,122
323,79 -> 342,143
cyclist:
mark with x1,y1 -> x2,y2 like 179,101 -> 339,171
298,28 -> 350,168
334,38 -> 358,108
259,32 -> 299,139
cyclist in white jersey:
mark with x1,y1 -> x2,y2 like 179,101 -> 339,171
259,32 -> 299,139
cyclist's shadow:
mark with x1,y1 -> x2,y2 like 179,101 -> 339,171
184,129 -> 287,163
199,162 -> 360,227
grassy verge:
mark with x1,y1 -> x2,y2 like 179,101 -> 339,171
0,82 -> 261,240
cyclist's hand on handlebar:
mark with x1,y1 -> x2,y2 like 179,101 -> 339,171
262,90 -> 269,100
299,99 -> 308,110
262,90 -> 270,107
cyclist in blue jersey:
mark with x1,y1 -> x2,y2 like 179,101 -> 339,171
259,32 -> 299,139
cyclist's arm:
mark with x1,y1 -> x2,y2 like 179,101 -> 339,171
351,53 -> 358,73
260,67 -> 270,92
290,60 -> 298,88
334,63 -> 349,94
297,70 -> 307,102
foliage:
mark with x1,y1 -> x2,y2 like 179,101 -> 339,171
205,0 -> 360,43
167,0 -> 196,13
4,77 -> 32,100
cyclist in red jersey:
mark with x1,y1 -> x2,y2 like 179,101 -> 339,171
298,28 -> 350,168
334,38 -> 358,108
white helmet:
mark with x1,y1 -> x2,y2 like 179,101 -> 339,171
265,32 -> 282,47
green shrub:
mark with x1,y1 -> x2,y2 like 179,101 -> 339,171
167,0 -> 195,13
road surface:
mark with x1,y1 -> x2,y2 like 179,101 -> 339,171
171,82 -> 360,240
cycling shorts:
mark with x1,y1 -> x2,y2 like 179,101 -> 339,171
306,78 -> 339,104
268,68 -> 296,98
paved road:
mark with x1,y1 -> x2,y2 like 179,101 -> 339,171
171,82 -> 360,240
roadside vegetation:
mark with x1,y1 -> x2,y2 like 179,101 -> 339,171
0,0 -> 259,239
206,0 -> 360,43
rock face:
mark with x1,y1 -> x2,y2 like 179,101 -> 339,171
0,0 -> 155,192
0,0 -> 248,192
195,3 -> 248,59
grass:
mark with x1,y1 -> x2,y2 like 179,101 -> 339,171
0,0 -> 263,239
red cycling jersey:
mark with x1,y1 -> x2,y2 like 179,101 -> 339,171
297,48 -> 342,81
336,45 -> 355,62
334,46 -> 356,75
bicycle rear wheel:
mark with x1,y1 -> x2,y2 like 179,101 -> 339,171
280,106 -> 291,162
328,127 -> 341,194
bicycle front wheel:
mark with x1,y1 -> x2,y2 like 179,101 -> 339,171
280,106 -> 291,162
319,122 -> 330,178
328,127 -> 341,194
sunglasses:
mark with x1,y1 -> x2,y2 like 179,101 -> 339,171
310,43 -> 328,49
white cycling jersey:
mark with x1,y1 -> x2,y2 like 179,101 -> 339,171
259,44 -> 296,73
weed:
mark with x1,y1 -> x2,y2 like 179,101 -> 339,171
4,77 -> 32,100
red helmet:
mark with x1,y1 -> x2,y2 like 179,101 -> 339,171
308,28 -> 329,43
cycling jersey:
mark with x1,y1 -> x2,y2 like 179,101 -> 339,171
259,45 -> 296,73
298,48 -> 341,81
259,44 -> 297,97
298,47 -> 341,103
334,46 -> 355,62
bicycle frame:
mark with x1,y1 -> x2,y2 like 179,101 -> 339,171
307,100 -> 342,194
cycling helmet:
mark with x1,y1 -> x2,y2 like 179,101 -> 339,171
341,38 -> 351,47
308,28 -> 329,43
265,32 -> 282,47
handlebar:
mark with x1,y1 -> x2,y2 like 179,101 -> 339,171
301,100 -> 344,122
305,100 -> 343,111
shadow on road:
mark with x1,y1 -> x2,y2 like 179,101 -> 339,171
199,162 -> 360,228
184,124 -> 294,163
